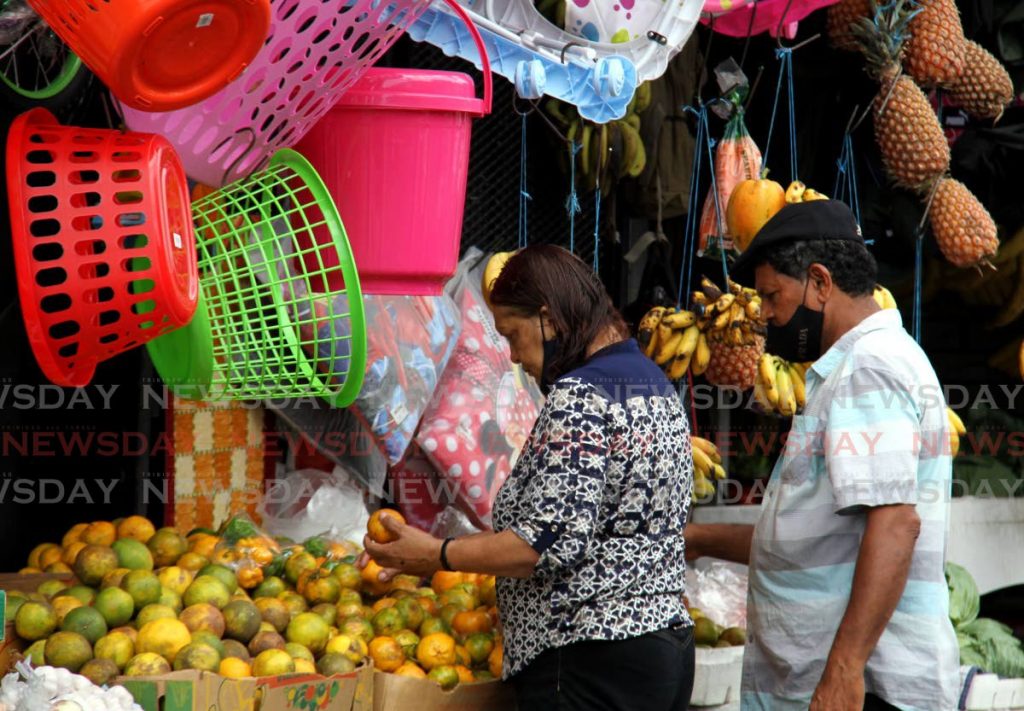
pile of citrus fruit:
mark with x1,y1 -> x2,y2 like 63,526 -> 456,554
5,512 -> 503,691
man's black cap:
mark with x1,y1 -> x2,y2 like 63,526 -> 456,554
730,200 -> 863,283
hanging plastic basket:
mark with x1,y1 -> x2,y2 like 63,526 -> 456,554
145,149 -> 366,406
119,0 -> 438,187
28,0 -> 272,111
4,107 -> 198,387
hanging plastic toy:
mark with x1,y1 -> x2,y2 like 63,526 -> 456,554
406,0 -> 703,122
701,0 -> 842,39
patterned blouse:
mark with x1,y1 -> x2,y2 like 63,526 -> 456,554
492,339 -> 693,678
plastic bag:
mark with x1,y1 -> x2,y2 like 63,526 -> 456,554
685,558 -> 748,629
353,295 -> 460,464
415,250 -> 544,529
208,512 -> 283,590
0,1 -> 36,46
258,465 -> 370,547
945,561 -> 981,629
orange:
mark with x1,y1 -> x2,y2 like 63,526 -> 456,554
366,509 -> 406,544
299,571 -> 339,605
479,576 -> 497,607
324,634 -> 368,665
465,633 -> 494,666
285,612 -> 329,654
452,609 -> 492,637
368,636 -> 406,672
416,596 -> 439,617
158,566 -> 194,596
331,563 -> 362,591
454,664 -> 475,684
219,657 -> 252,678
137,618 -> 192,665
94,631 -> 135,671
117,516 -> 156,543
428,665 -> 459,690
27,542 -> 59,570
44,631 -> 94,673
176,552 -> 209,571
416,632 -> 456,670
293,658 -> 316,674
15,601 -> 58,641
284,552 -> 318,586
237,565 -> 264,590
148,528 -> 188,567
394,661 -> 428,679
360,559 -> 391,597
51,595 -> 85,624
188,534 -> 219,558
44,562 -> 73,575
430,571 -> 465,596
124,652 -> 171,676
454,644 -> 471,667
251,649 -> 295,677
488,642 -> 503,678
62,523 -> 89,548
61,541 -> 88,567
39,545 -> 65,570
82,521 -> 117,546
371,597 -> 398,614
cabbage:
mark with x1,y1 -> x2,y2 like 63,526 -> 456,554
945,562 -> 980,628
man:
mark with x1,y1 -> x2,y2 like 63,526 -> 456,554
686,200 -> 959,710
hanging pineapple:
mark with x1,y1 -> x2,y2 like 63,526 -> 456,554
947,40 -> 1015,121
693,278 -> 765,390
851,1 -> 951,193
902,0 -> 967,87
927,177 -> 999,268
827,0 -> 871,52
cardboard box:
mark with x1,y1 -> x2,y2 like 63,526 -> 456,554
119,667 -> 373,711
372,670 -> 515,711
1,573 -> 74,674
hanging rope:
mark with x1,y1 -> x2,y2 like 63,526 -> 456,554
761,47 -> 798,184
833,133 -> 861,225
518,114 -> 531,248
678,104 -> 708,309
565,140 -> 582,254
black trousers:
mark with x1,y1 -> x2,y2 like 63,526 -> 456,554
511,625 -> 695,711
864,693 -> 900,710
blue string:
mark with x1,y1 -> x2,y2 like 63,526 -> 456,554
701,119 -> 730,284
593,188 -> 600,274
834,133 -> 862,226
518,114 -> 531,249
762,47 -> 797,182
912,233 -> 923,344
678,104 -> 707,309
565,140 -> 582,254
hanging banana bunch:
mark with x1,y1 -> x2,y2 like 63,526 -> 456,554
691,435 -> 725,501
545,83 -> 652,197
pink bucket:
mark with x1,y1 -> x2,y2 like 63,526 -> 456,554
295,1 -> 491,296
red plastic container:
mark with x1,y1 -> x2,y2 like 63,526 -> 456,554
5,108 -> 197,386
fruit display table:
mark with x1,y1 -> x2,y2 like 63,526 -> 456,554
691,497 -> 1024,594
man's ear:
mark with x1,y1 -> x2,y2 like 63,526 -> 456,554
807,264 -> 833,303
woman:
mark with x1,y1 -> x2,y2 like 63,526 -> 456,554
361,245 -> 695,710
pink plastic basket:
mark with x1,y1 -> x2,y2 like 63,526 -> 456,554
119,0 -> 436,187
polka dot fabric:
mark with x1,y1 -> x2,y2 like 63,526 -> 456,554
415,281 -> 542,529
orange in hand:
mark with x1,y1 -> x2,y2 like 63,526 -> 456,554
367,510 -> 406,544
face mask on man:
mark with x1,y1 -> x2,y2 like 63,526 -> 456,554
765,276 -> 824,363
538,316 -> 560,395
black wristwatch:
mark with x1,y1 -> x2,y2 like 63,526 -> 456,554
439,537 -> 456,572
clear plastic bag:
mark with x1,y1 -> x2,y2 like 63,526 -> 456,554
208,512 -> 283,590
0,1 -> 36,46
258,465 -> 370,547
685,558 -> 749,629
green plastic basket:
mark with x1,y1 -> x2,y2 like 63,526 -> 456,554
146,150 -> 366,406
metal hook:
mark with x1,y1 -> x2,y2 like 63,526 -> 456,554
517,94 -> 572,144
774,0 -> 820,51
213,127 -> 259,188
843,104 -> 860,135
739,0 -> 758,70
559,41 -> 583,65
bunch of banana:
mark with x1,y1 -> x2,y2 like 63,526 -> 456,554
546,84 -> 652,196
873,284 -> 898,310
753,354 -> 810,417
784,181 -> 830,203
691,276 -> 766,348
947,407 -> 965,457
692,435 -> 725,499
638,305 -> 702,380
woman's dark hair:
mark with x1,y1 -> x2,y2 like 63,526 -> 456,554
761,239 -> 877,297
488,244 -> 628,380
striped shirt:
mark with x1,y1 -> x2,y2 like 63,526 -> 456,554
741,309 -> 960,711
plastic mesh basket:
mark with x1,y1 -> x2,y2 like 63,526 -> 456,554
5,108 -> 197,387
146,149 -> 366,405
120,0 -> 435,187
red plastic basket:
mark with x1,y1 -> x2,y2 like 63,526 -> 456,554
27,0 -> 272,111
5,108 -> 198,387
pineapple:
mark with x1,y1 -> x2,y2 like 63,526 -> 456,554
928,177 -> 999,268
827,0 -> 871,52
852,1 -> 950,192
948,40 -> 1015,121
705,334 -> 763,390
903,0 -> 966,87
